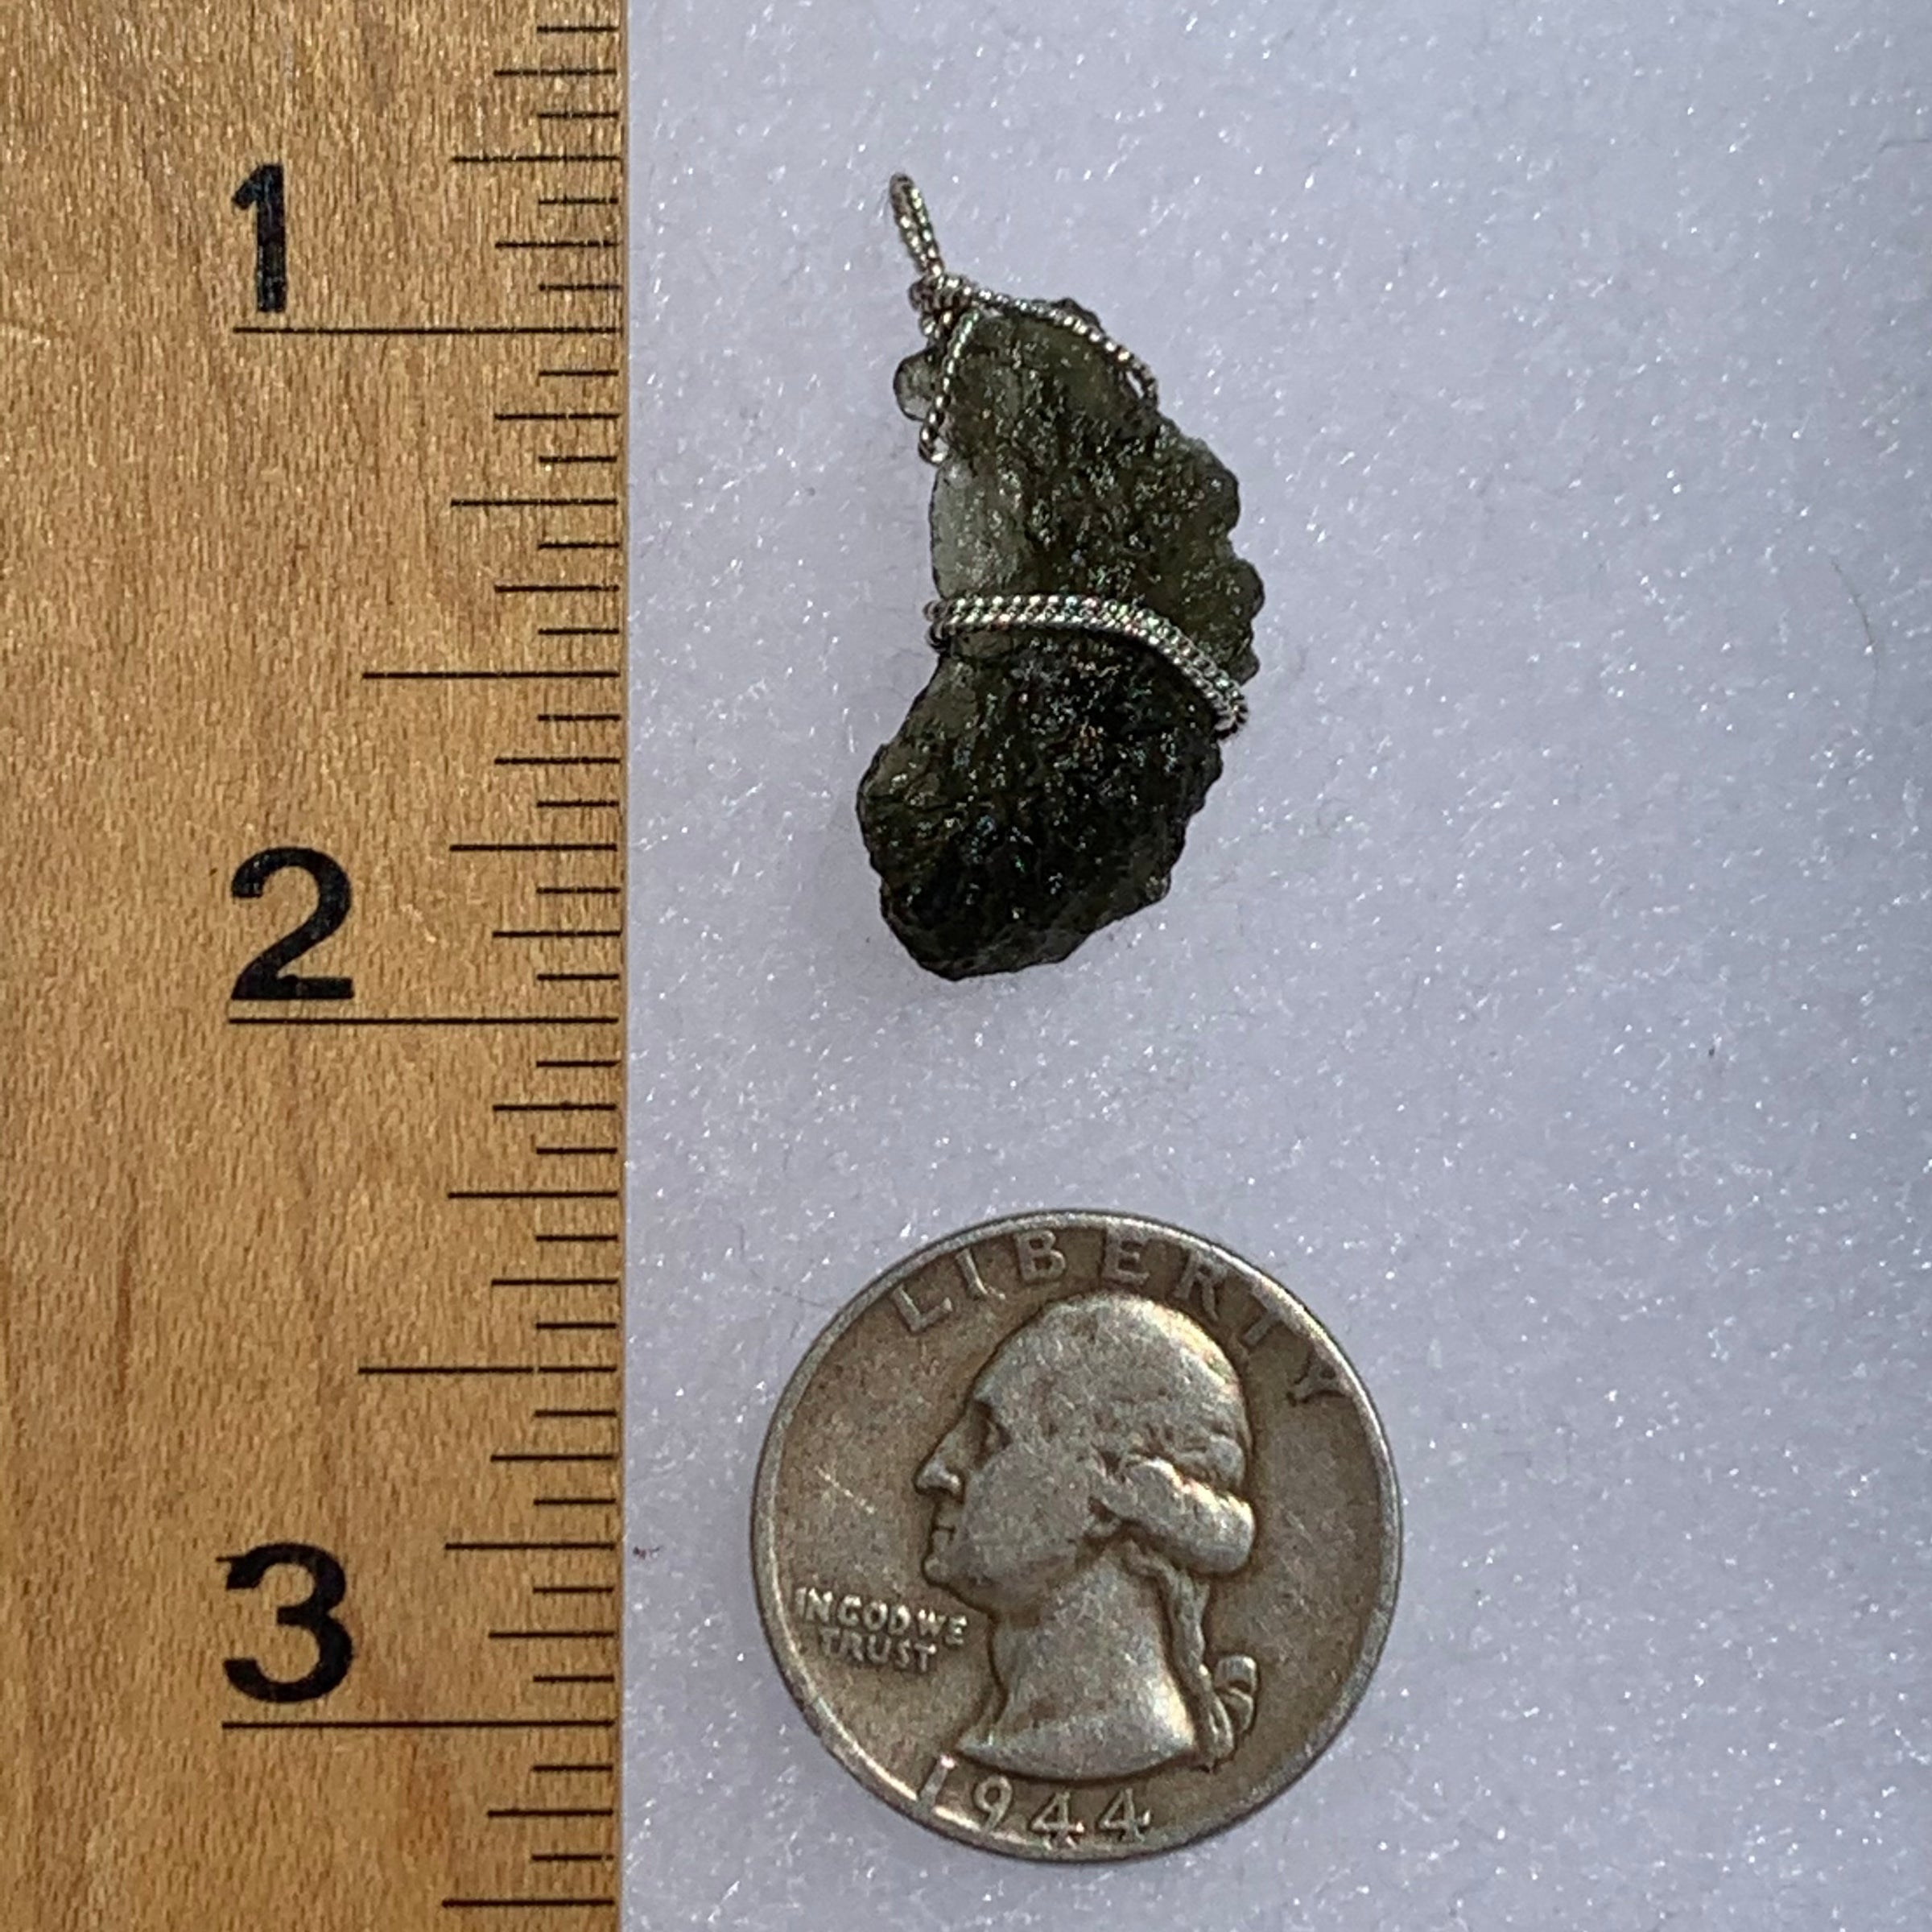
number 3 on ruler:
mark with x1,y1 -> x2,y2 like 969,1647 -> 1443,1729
222,1542 -> 354,1704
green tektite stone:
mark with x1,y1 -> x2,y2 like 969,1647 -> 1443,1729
857,303 -> 1264,980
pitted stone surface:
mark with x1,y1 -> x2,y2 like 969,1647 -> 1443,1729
859,307 -> 1263,978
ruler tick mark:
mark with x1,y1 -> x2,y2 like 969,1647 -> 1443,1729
451,494 -> 619,507
233,323 -> 615,338
493,1101 -> 619,1113
225,1716 -> 612,1732
496,1275 -> 619,1287
361,1364 -> 537,1377
497,582 -> 621,594
453,151 -> 624,167
451,840 -> 621,852
441,1898 -> 616,1913
229,1013 -> 615,1029
497,755 -> 622,767
449,1188 -> 621,1200
368,670 -> 620,683
489,1625 -> 618,1637
445,1539 -> 617,1551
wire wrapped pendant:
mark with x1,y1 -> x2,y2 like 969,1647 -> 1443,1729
858,176 -> 1265,980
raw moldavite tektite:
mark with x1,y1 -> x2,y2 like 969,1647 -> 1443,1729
857,196 -> 1265,980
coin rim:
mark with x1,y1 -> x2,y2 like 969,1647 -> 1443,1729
749,1208 -> 1403,1864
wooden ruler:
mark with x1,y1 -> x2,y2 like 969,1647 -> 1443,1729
0,5 -> 626,1926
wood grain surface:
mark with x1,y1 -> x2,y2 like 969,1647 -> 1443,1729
0,5 -> 626,1925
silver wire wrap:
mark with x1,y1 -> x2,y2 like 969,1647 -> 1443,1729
889,174 -> 1160,462
926,593 -> 1250,739
889,175 -> 1248,741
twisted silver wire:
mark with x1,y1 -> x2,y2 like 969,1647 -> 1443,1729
890,175 -> 1247,741
888,174 -> 1159,463
926,592 -> 1249,739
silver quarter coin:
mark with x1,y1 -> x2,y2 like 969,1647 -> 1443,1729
751,1211 -> 1400,1861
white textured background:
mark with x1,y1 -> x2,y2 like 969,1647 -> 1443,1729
625,3 -> 1932,1925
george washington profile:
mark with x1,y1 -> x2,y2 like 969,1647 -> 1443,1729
914,1292 -> 1258,1782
